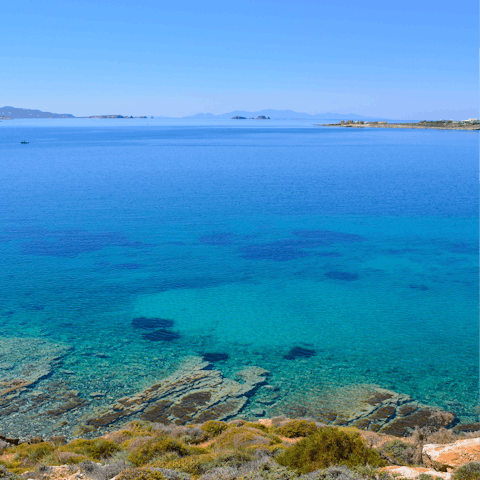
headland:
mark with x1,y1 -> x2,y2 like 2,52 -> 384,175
321,120 -> 480,130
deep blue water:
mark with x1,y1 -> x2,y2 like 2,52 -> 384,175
0,119 -> 478,429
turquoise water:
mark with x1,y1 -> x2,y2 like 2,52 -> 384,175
0,119 -> 478,433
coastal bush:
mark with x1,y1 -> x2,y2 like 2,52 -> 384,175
426,428 -> 457,445
161,450 -> 257,477
204,450 -> 256,470
452,462 -> 480,480
213,427 -> 277,451
314,465 -> 360,480
116,468 -> 166,480
153,467 -> 191,480
228,419 -> 246,427
161,453 -> 216,475
13,442 -> 55,465
276,427 -> 384,474
201,421 -> 230,437
0,465 -> 20,480
150,424 -> 205,445
129,421 -> 154,433
124,436 -> 155,453
109,429 -> 136,445
77,460 -> 128,479
199,465 -> 239,480
232,458 -> 299,479
271,416 -> 288,427
243,422 -> 270,432
62,438 -> 121,460
276,420 -> 318,438
182,426 -> 205,444
128,437 -> 189,467
380,439 -> 415,466
56,451 -> 87,464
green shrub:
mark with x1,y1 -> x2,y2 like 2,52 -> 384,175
128,421 -> 154,433
276,420 -> 318,438
0,465 -> 20,480
161,453 -> 215,475
203,450 -> 255,469
381,439 -> 415,466
213,427 -> 278,451
115,468 -> 165,480
201,421 -> 229,437
14,443 -> 55,464
128,437 -> 189,467
243,422 -> 269,432
276,427 -> 385,474
353,464 -> 394,480
453,462 -> 480,480
61,438 -> 121,460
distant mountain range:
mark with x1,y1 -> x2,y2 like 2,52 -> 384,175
0,106 -> 74,118
1,106 -> 389,121
177,110 -> 389,120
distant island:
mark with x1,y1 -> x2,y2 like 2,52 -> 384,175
0,107 -> 148,119
0,106 -> 74,118
88,115 -> 147,119
181,109 -> 387,120
321,119 -> 480,130
232,115 -> 270,119
3,106 -> 476,124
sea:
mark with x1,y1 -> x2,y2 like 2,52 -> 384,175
0,118 -> 478,436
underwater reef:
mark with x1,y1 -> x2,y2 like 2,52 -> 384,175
0,345 -> 463,441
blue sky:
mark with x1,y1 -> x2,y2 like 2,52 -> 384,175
2,0 -> 478,118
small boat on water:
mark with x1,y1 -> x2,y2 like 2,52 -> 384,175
21,141 -> 29,144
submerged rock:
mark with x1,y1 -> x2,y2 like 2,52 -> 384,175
283,346 -> 316,360
329,387 -> 457,436
132,317 -> 175,329
84,357 -> 269,429
202,353 -> 229,362
0,337 -> 68,398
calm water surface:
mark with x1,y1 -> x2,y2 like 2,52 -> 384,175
0,119 -> 478,431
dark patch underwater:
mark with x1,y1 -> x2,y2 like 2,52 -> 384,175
283,346 -> 317,360
142,329 -> 180,342
132,317 -> 175,330
324,271 -> 359,281
202,352 -> 230,362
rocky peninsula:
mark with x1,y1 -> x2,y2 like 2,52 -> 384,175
321,120 -> 480,130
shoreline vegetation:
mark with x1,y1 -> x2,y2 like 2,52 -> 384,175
320,120 -> 480,130
1,417 -> 479,480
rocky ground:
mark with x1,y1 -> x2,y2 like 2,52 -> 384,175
0,417 -> 479,480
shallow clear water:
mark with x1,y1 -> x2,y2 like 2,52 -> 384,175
0,119 -> 478,432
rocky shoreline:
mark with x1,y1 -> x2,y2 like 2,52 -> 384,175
1,342 -> 479,479
0,338 -> 480,442
320,121 -> 480,130
0,345 -> 469,443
